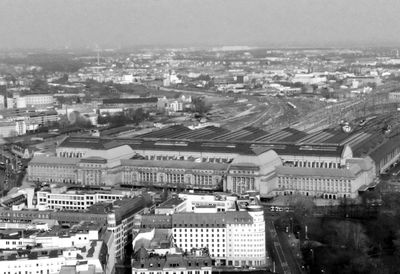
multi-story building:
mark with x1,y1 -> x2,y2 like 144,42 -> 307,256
274,161 -> 374,199
0,196 -> 150,261
0,222 -> 101,250
0,119 -> 26,137
120,160 -> 228,190
28,156 -> 228,191
225,150 -> 282,196
28,156 -> 78,183
32,134 -> 381,199
106,198 -> 151,259
36,186 -> 139,211
0,240 -> 107,274
171,201 -> 266,267
24,94 -> 54,107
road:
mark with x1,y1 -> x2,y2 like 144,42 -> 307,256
265,209 -> 305,274
276,230 -> 304,274
266,219 -> 287,274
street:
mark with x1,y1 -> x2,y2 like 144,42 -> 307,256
265,210 -> 305,274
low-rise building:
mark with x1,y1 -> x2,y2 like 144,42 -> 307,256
99,97 -> 158,115
0,240 -> 107,274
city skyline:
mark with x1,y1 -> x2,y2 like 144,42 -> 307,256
1,0 -> 400,50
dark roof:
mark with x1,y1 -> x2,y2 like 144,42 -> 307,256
173,126 -> 230,140
132,249 -> 212,270
58,137 -> 108,150
368,135 -> 400,163
129,140 -> 259,155
79,157 -> 107,164
215,126 -> 269,141
113,197 -> 147,224
59,136 -> 344,157
172,211 -> 253,227
141,215 -> 172,228
102,97 -> 158,105
262,143 -> 345,157
158,197 -> 184,209
255,127 -> 307,143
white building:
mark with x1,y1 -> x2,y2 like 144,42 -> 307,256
171,201 -> 266,267
0,240 -> 106,274
36,187 -> 138,211
0,223 -> 100,250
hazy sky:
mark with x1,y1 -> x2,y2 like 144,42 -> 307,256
1,0 -> 400,49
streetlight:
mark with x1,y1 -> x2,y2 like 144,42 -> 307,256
290,217 -> 293,234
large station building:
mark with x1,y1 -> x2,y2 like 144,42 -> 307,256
27,118 -> 399,199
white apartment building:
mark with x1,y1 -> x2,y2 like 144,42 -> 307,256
24,94 -> 54,107
225,205 -> 266,267
171,203 -> 266,267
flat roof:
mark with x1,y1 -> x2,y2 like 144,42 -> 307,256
30,156 -> 79,165
172,211 -> 253,226
157,197 -> 184,209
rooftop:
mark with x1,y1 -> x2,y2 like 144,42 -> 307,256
121,159 -> 229,170
276,165 -> 361,179
157,197 -> 184,209
102,97 -> 158,105
132,248 -> 212,270
172,211 -> 253,227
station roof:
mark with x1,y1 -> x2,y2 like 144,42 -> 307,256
129,140 -> 268,155
102,97 -> 158,105
138,125 -> 192,139
214,126 -> 269,141
173,126 -> 229,140
264,143 -> 345,157
58,137 -> 109,150
368,135 -> 400,164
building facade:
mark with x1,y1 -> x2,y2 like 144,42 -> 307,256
171,206 -> 266,267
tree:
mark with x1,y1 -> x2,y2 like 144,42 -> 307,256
393,230 -> 400,257
30,78 -> 48,92
192,97 -> 211,115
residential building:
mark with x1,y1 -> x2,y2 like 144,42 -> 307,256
171,200 -> 266,267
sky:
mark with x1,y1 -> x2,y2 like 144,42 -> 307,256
1,0 -> 400,50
